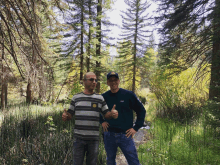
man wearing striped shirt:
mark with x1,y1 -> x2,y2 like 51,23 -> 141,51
62,72 -> 118,165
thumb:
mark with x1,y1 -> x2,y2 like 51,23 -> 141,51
112,104 -> 116,110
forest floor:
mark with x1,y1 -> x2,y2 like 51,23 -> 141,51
115,127 -> 150,165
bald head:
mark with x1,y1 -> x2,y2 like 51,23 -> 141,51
83,72 -> 97,93
83,72 -> 96,80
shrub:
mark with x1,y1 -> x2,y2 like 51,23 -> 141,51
150,65 -> 209,122
203,100 -> 220,138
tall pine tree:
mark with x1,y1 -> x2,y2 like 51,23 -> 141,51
119,0 -> 151,93
117,40 -> 142,90
93,0 -> 114,93
63,0 -> 92,80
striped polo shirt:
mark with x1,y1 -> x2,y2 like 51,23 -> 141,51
67,92 -> 109,140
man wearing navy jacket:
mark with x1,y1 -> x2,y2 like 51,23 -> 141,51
100,71 -> 146,165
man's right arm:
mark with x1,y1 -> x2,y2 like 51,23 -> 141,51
62,98 -> 75,121
62,109 -> 73,121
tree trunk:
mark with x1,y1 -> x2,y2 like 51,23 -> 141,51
132,15 -> 138,93
95,0 -> 102,94
0,35 -> 5,110
87,0 -> 92,72
26,80 -> 32,104
5,83 -> 7,107
132,45 -> 136,93
0,70 -> 7,109
1,85 -> 5,110
80,0 -> 84,81
209,0 -> 220,102
39,65 -> 44,101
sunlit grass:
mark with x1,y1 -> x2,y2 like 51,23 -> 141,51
138,118 -> 220,165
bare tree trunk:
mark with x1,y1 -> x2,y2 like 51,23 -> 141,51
4,82 -> 8,107
1,85 -> 5,110
1,82 -> 5,110
39,64 -> 44,101
0,34 -> 5,110
132,21 -> 138,93
132,45 -> 136,93
95,0 -> 102,94
209,0 -> 220,102
26,80 -> 32,104
5,83 -> 7,107
26,1 -> 38,104
80,0 -> 84,81
87,0 -> 92,72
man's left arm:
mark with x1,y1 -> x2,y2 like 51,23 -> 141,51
100,98 -> 118,120
131,92 -> 146,132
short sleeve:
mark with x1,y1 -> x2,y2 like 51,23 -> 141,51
70,99 -> 75,111
100,96 -> 109,115
67,97 -> 75,116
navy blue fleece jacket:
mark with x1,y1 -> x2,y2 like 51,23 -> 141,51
100,88 -> 146,133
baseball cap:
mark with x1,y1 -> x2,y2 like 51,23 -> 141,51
107,71 -> 119,79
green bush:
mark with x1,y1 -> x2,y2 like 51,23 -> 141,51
203,100 -> 220,137
150,66 -> 209,123
138,96 -> 147,105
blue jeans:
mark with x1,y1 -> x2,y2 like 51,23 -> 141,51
103,131 -> 140,165
73,138 -> 99,165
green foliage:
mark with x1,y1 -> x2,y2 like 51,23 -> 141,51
203,100 -> 220,137
144,92 -> 157,122
116,40 -> 157,92
116,40 -> 141,91
156,0 -> 212,68
156,0 -> 220,102
150,65 -> 210,122
139,47 -> 157,88
45,116 -> 57,131
69,81 -> 84,99
138,96 -> 147,105
136,88 -> 150,105
99,81 -> 109,94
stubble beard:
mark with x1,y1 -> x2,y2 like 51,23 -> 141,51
87,85 -> 95,93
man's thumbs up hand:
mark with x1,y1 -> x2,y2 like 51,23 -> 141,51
111,104 -> 118,119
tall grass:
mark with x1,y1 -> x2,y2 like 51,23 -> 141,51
136,88 -> 220,165
136,63 -> 219,164
138,118 -> 220,165
0,104 -> 106,165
